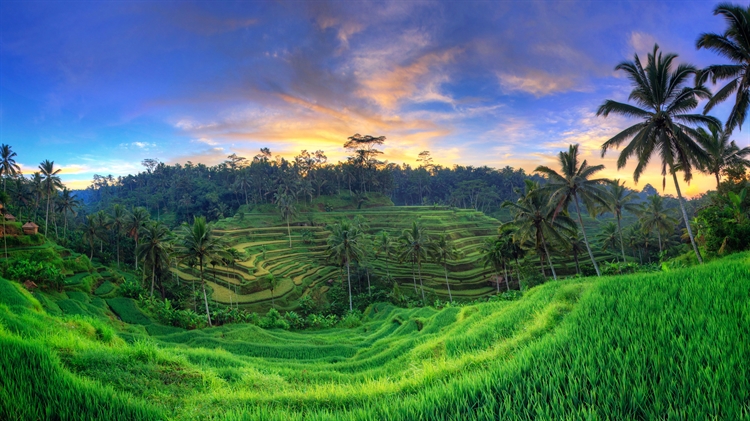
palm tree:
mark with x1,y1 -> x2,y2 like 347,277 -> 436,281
127,207 -> 150,271
234,169 -> 252,206
175,216 -> 227,327
639,195 -> 677,253
597,44 -> 718,264
56,188 -> 81,238
696,126 -> 750,187
696,3 -> 750,134
276,193 -> 296,248
481,237 -> 510,293
606,180 -> 640,262
374,231 -> 393,279
398,221 -> 432,304
596,222 -> 620,257
0,144 -> 21,194
535,144 -> 610,276
93,210 -> 110,254
137,221 -> 172,298
83,215 -> 98,260
502,180 -> 576,280
567,233 -> 586,275
110,204 -> 126,268
265,273 -> 279,308
39,160 -> 63,237
433,233 -> 458,302
326,219 -> 364,312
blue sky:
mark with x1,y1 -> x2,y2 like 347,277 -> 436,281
1,0 -> 747,195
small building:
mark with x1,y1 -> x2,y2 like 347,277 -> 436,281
22,221 -> 39,235
4,213 -> 16,222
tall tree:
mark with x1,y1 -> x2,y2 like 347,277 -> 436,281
56,188 -> 81,238
481,237 -> 509,293
326,219 -> 364,312
110,204 -> 126,268
503,180 -> 576,280
695,126 -> 750,187
606,180 -> 641,262
275,193 -> 296,248
535,144 -> 610,276
39,160 -> 63,237
433,233 -> 458,303
83,215 -> 98,260
137,221 -> 172,298
265,273 -> 279,308
398,221 -> 433,305
374,231 -> 394,280
639,195 -> 677,253
127,207 -> 150,271
175,216 -> 226,327
597,44 -> 718,264
696,3 -> 750,133
0,145 -> 21,194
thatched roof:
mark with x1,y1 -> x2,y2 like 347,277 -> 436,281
23,221 -> 39,229
3,213 -> 15,221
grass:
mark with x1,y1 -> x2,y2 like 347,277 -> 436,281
1,253 -> 749,419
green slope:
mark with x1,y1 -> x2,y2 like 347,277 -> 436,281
1,253 -> 749,420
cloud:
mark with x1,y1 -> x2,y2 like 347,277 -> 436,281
119,141 -> 156,150
496,70 -> 584,96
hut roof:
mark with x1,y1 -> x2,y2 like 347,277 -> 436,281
23,221 -> 39,229
4,213 -> 15,220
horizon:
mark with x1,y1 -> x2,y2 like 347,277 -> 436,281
1,0 -> 747,197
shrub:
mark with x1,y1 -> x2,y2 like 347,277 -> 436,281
119,278 -> 145,299
284,311 -> 306,330
4,258 -> 65,292
259,308 -> 289,330
338,311 -> 362,328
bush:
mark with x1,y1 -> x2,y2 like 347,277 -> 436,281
338,311 -> 362,328
61,255 -> 93,274
119,278 -> 145,299
306,313 -> 338,329
259,308 -> 289,330
3,258 -> 65,292
284,311 -> 306,330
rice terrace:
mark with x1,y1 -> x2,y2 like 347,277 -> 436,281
1,1 -> 750,420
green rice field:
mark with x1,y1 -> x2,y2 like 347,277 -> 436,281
1,251 -> 749,420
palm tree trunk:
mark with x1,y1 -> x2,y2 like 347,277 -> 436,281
504,264 -> 510,292
495,271 -> 500,294
657,230 -> 662,253
715,171 -> 721,189
540,234 -> 557,281
3,219 -> 7,269
346,260 -> 353,312
574,195 -> 601,276
287,216 -> 292,248
417,260 -> 426,305
443,264 -> 453,303
573,249 -> 580,275
672,171 -> 703,264
616,215 -> 627,263
366,267 -> 371,297
150,262 -> 156,297
45,194 -> 50,236
200,258 -> 212,327
411,261 -> 418,293
134,238 -> 139,271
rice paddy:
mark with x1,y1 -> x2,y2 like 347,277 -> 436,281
1,251 -> 749,420
182,206 -> 613,312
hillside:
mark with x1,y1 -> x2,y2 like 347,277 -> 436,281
1,252 -> 748,420
174,205 -> 615,313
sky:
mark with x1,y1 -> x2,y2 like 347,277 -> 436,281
1,0 -> 748,196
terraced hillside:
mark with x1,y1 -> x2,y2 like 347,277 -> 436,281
2,253 -> 749,420
175,206 -> 615,311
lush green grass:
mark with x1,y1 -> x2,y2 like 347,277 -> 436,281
1,254 -> 749,419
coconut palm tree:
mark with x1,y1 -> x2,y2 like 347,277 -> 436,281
481,236 -> 513,293
175,216 -> 227,327
398,221 -> 433,305
265,273 -> 279,308
127,207 -> 150,271
535,144 -> 610,276
596,222 -> 621,257
83,215 -> 98,260
567,233 -> 586,275
696,3 -> 750,134
110,204 -> 126,268
56,188 -> 81,238
0,144 -> 21,194
597,44 -> 719,264
639,195 -> 677,253
374,231 -> 394,279
433,233 -> 458,302
39,160 -> 63,237
606,180 -> 641,262
275,193 -> 296,248
137,221 -> 172,298
696,126 -> 750,188
93,210 -> 110,254
502,180 -> 576,280
326,219 -> 364,312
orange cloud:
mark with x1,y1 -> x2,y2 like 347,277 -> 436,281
496,70 -> 584,96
